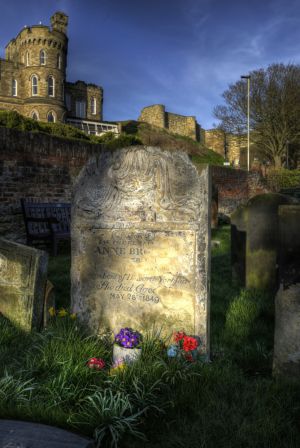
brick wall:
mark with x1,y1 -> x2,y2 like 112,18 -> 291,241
0,127 -> 269,241
211,165 -> 269,215
0,127 -> 101,240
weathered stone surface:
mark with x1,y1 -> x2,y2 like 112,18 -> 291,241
71,146 -> 211,356
0,238 -> 48,331
0,420 -> 94,448
273,283 -> 300,379
231,193 -> 297,291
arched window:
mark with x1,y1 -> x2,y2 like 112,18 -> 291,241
31,75 -> 38,96
48,76 -> 55,97
47,111 -> 56,123
31,111 -> 39,121
91,97 -> 96,115
26,51 -> 30,66
40,50 -> 46,65
57,53 -> 61,69
12,79 -> 17,97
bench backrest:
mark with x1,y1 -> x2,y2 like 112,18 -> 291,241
21,199 -> 71,236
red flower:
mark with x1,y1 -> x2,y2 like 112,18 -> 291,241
87,357 -> 105,370
182,336 -> 198,352
174,331 -> 186,343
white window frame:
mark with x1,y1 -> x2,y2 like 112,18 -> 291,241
75,100 -> 86,119
40,50 -> 46,65
91,97 -> 96,115
47,111 -> 56,123
31,75 -> 38,96
12,79 -> 17,97
48,76 -> 55,97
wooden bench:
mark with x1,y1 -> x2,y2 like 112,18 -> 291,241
21,199 -> 71,256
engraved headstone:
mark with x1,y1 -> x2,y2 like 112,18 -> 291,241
71,146 -> 211,356
0,238 -> 48,331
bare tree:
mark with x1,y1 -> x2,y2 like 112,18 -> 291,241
214,64 -> 300,168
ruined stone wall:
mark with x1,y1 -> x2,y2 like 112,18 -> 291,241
0,126 -> 101,240
166,112 -> 198,141
138,105 -> 166,129
138,104 -> 200,141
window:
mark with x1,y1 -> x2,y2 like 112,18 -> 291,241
40,50 -> 46,65
31,76 -> 38,96
65,93 -> 71,111
47,111 -> 56,123
76,100 -> 86,118
26,52 -> 29,66
31,111 -> 39,120
48,76 -> 55,97
91,97 -> 96,115
12,79 -> 17,97
57,54 -> 61,69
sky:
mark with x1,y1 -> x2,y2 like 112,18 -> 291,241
1,0 -> 300,129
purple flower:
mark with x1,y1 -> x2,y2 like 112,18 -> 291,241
115,327 -> 142,348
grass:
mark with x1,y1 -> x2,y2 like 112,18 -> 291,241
1,226 -> 299,447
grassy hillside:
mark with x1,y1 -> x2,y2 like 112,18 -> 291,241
0,111 -> 224,165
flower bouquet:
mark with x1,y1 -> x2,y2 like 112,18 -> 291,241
167,331 -> 200,362
113,327 -> 143,364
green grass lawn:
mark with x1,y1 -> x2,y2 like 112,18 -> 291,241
1,226 -> 299,448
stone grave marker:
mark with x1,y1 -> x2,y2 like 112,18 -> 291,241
71,146 -> 211,356
0,238 -> 48,331
231,193 -> 297,291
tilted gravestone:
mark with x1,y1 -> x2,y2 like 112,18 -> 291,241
0,238 -> 48,331
71,146 -> 211,356
231,193 -> 297,291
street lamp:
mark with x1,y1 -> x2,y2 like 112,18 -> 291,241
241,75 -> 251,171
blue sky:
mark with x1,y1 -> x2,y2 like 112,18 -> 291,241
1,0 -> 300,128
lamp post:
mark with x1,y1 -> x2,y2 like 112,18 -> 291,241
241,75 -> 251,171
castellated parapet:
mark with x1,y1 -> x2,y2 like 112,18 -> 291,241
0,12 -> 103,124
139,104 -> 201,141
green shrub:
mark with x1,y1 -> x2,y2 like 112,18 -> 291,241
266,168 -> 300,191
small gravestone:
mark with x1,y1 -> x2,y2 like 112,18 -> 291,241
231,194 -> 297,291
0,238 -> 48,331
71,146 -> 211,356
273,283 -> 300,378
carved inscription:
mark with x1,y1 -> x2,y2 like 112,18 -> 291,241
76,229 -> 196,332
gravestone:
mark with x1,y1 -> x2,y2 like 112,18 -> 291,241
278,205 -> 300,287
231,193 -> 297,291
71,146 -> 211,356
0,238 -> 48,331
273,283 -> 300,378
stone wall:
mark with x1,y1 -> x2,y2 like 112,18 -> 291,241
0,126 -> 101,240
211,165 -> 269,215
0,127 -> 269,242
138,104 -> 200,141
